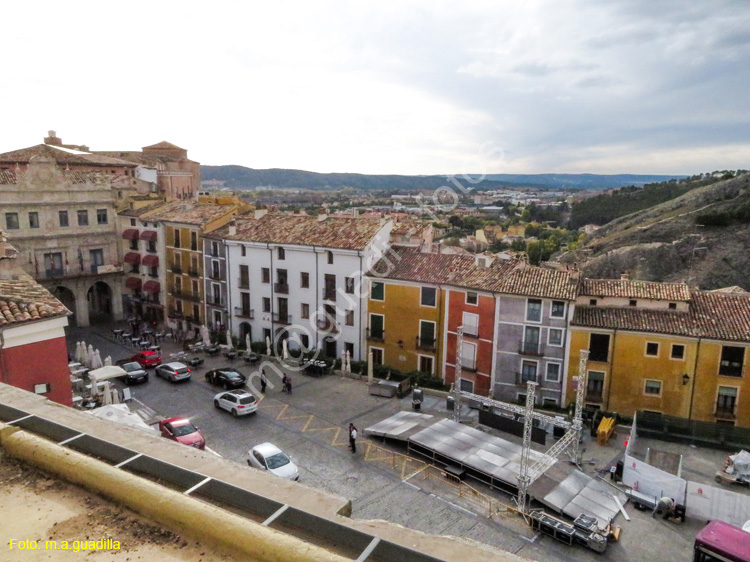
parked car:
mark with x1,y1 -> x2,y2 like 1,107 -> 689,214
158,417 -> 205,449
119,361 -> 149,385
130,350 -> 161,368
155,362 -> 191,382
247,442 -> 299,480
243,352 -> 260,364
205,367 -> 246,389
214,389 -> 258,416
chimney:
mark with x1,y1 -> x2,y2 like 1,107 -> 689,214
228,218 -> 237,236
44,130 -> 62,146
254,209 -> 268,220
318,212 -> 328,222
620,272 -> 630,281
437,242 -> 442,254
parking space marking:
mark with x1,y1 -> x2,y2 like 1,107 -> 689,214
259,400 -> 350,447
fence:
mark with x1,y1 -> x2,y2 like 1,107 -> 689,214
636,411 -> 750,450
362,441 -> 517,520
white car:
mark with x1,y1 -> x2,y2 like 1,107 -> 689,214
247,443 -> 299,481
213,389 -> 258,417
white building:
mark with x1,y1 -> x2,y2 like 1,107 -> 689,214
223,213 -> 392,361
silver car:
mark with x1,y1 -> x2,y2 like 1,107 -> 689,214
247,442 -> 299,481
155,362 -> 191,382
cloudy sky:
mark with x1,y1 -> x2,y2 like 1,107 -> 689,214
2,1 -> 748,175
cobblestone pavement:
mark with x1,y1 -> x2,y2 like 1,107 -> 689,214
65,322 -> 711,561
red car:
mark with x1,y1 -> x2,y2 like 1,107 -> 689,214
158,417 -> 205,449
131,350 -> 161,368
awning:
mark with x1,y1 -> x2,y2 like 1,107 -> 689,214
142,254 -> 159,267
125,277 -> 142,290
143,281 -> 161,294
122,229 -> 139,240
140,230 -> 158,241
123,252 -> 141,265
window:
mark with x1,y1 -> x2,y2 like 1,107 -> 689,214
526,299 -> 542,322
551,301 -> 565,318
190,232 -> 197,251
130,238 -> 139,251
345,277 -> 355,294
589,333 -> 610,362
301,303 -> 309,319
28,212 -> 39,228
371,347 -> 383,365
345,310 -> 354,326
523,326 -> 540,354
671,344 -> 685,360
277,247 -> 285,260
586,371 -> 604,399
548,328 -> 563,347
262,298 -> 271,313
520,361 -> 537,383
646,342 -> 659,357
211,241 -> 219,256
371,282 -> 384,301
629,299 -> 637,307
89,249 -> 104,271
461,341 -> 477,371
327,251 -> 333,264
717,386 -> 738,415
174,229 -> 181,248
644,380 -> 662,396
193,304 -> 200,322
369,314 -> 384,340
261,268 -> 270,283
96,208 -> 108,225
462,312 -> 479,337
543,398 -> 558,408
77,210 -> 88,226
419,355 -> 434,375
345,342 -> 354,358
719,346 -> 745,377
147,240 -> 156,253
300,272 -> 310,288
300,334 -> 310,349
420,287 -> 436,307
668,302 -> 677,310
59,210 -> 69,227
241,245 -> 246,257
546,363 -> 561,382
466,292 -> 478,305
239,292 -> 250,316
211,260 -> 220,279
130,218 -> 136,226
419,321 -> 436,349
5,212 -> 19,230
589,299 -> 597,306
44,252 -> 63,277
239,265 -> 249,288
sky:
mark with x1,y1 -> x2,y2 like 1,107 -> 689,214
1,1 -> 748,176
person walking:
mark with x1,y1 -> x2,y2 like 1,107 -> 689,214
286,376 -> 292,394
349,423 -> 358,454
282,374 -> 289,393
260,370 -> 267,394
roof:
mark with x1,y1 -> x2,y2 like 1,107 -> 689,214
93,151 -> 160,167
0,144 -> 136,168
0,271 -> 70,327
367,246 -> 578,299
118,201 -> 170,218
143,141 -> 185,151
572,290 -> 750,342
391,220 -> 430,236
144,201 -> 237,227
580,278 -> 690,301
222,213 -> 387,251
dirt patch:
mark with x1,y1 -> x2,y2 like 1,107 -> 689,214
0,451 -> 240,561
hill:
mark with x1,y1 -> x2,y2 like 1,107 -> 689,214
201,165 -> 683,191
560,172 -> 750,290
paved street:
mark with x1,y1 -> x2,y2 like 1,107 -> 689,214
66,322 -> 703,562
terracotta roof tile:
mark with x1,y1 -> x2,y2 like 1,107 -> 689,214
572,290 -> 750,342
222,214 -> 387,251
580,278 -> 690,301
0,144 -> 136,168
0,271 -> 70,327
145,201 -> 237,227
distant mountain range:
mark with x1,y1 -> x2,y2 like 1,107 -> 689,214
201,165 -> 683,192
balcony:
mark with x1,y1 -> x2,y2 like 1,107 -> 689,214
207,295 -> 226,307
416,336 -> 436,351
167,308 -> 183,319
238,278 -> 250,289
322,289 -> 337,302
516,371 -> 538,385
148,272 -> 159,278
715,405 -> 736,420
585,390 -> 603,403
366,328 -> 385,342
273,312 -> 292,325
274,282 -> 289,294
519,341 -> 543,356
234,307 -> 254,319
172,289 -> 201,303
208,272 -> 222,280
188,268 -> 200,278
462,325 -> 479,338
171,265 -> 183,274
316,318 -> 339,333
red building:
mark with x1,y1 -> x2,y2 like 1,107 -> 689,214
0,232 -> 72,406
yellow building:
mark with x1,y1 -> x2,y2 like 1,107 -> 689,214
568,279 -> 750,427
146,201 -> 238,327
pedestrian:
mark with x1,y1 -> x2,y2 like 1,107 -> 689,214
653,497 -> 675,520
260,369 -> 267,394
282,374 -> 289,393
286,376 -> 292,394
349,423 -> 358,453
